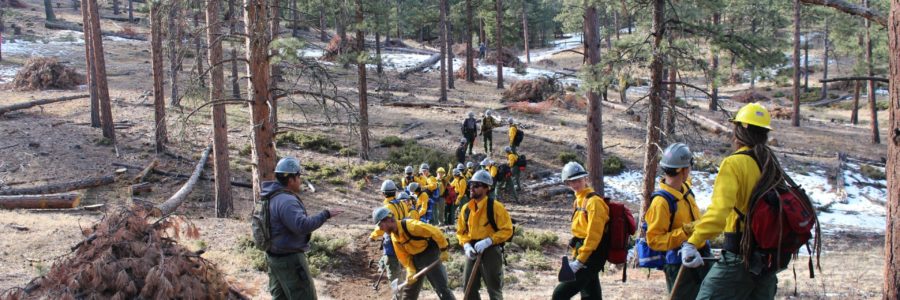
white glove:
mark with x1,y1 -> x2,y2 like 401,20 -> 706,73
568,259 -> 584,273
679,242 -> 704,268
473,238 -> 493,253
464,243 -> 477,260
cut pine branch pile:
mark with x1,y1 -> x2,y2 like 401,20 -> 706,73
500,77 -> 561,103
322,34 -> 356,62
455,62 -> 485,80
11,57 -> 84,91
484,48 -> 525,69
1,205 -> 247,299
732,91 -> 770,103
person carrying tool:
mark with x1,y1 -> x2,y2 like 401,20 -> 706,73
507,118 -> 522,153
461,112 -> 478,155
552,161 -> 608,300
680,103 -> 785,299
481,109 -> 500,155
434,167 -> 449,226
504,146 -> 520,199
372,207 -> 455,300
645,143 -> 710,299
401,166 -> 415,189
262,157 -> 343,300
448,168 -> 468,224
369,180 -> 415,295
457,170 -> 513,300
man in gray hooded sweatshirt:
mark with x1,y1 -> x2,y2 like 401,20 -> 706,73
265,157 -> 343,300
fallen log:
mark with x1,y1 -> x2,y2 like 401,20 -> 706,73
131,182 -> 152,195
398,53 -> 442,79
133,159 -> 159,183
0,192 -> 81,209
44,20 -> 147,41
0,175 -> 116,195
674,106 -> 732,135
819,76 -> 889,83
111,162 -> 253,188
382,101 -> 469,109
0,94 -> 90,116
102,15 -> 142,23
157,145 -> 212,216
401,122 -> 423,134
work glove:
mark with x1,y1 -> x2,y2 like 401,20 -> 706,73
679,241 -> 704,268
463,243 -> 477,260
473,238 -> 493,253
682,221 -> 697,235
568,259 -> 584,273
405,267 -> 418,285
440,250 -> 450,262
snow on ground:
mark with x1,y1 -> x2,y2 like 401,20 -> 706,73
518,33 -> 583,63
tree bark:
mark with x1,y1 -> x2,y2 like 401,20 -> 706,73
804,35 -> 810,92
194,8 -> 206,88
245,0 -> 277,201
666,36 -> 677,136
522,2 -> 529,65
168,2 -> 182,107
291,0 -> 299,37
439,0 -> 448,101
87,0 -> 116,141
398,54 -> 442,79
151,1 -> 167,153
375,31 -> 383,75
852,80 -> 861,124
231,48 -> 241,99
465,0 -> 475,82
584,4 -> 604,195
792,0 -> 802,127
157,146 -> 212,216
641,0 -> 665,216
822,16 -> 830,99
320,0 -> 327,41
207,0 -> 234,218
270,0 -> 281,132
0,192 -> 81,209
446,11 -> 455,89
44,0 -> 56,21
495,0 -> 504,89
0,175 -> 116,195
79,0 -> 100,128
799,0 -> 887,26
884,1 -> 899,297
865,0 -> 881,143
128,0 -> 133,22
0,94 -> 89,116
356,0 -> 369,160
708,12 -> 720,111
113,0 -> 120,15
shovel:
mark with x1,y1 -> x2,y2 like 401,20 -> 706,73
463,253 -> 484,300
391,259 -> 442,300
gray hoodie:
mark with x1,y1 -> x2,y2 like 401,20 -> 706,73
262,181 -> 331,254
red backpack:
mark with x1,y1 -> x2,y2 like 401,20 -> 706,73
578,193 -> 636,264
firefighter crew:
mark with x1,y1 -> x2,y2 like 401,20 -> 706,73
681,103 -> 785,299
434,167 -> 450,226
448,168 -> 468,224
415,163 -> 439,223
401,166 -> 415,189
372,207 -> 456,300
407,182 -> 431,223
368,180 -> 413,292
398,191 -> 420,220
482,109 -> 500,155
645,143 -> 710,299
457,170 -> 513,300
507,118 -> 520,153
552,161 -> 609,300
264,157 -> 343,300
505,146 -> 520,197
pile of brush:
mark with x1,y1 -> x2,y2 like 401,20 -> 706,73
11,57 -> 84,91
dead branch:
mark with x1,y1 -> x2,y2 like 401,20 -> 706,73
799,0 -> 887,27
111,162 -> 253,189
0,94 -> 90,116
819,76 -> 889,83
156,145 -> 212,216
382,101 -> 469,109
0,175 -> 116,195
401,122 -> 424,134
133,159 -> 159,183
130,182 -> 153,195
398,53 -> 442,79
0,192 -> 81,209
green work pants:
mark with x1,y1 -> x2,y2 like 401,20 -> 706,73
463,245 -> 504,300
445,203 -> 456,225
503,176 -> 518,202
696,251 -> 777,300
552,239 -> 606,300
267,252 -> 317,300
432,198 -> 446,226
403,243 -> 456,300
664,263 -> 710,300
464,133 -> 476,155
483,132 -> 493,154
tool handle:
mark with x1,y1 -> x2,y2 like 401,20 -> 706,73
463,253 -> 484,300
398,259 -> 443,290
668,265 -> 686,300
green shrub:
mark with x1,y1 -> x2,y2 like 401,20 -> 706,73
773,91 -> 785,98
387,141 -> 455,175
603,155 -> 625,175
326,178 -> 347,185
236,236 -> 267,271
504,274 -> 520,285
558,151 -> 581,165
349,161 -> 390,180
380,136 -> 405,147
338,147 -> 358,157
860,164 -> 886,180
511,229 -> 559,251
522,249 -> 551,270
276,132 -> 343,153
693,155 -> 722,173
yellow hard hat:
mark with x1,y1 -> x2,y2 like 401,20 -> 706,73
731,102 -> 772,130
436,167 -> 446,174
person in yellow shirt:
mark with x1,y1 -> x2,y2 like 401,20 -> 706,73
448,168 -> 468,224
408,182 -> 431,223
401,166 -> 415,189
504,146 -> 520,201
372,207 -> 455,300
645,143 -> 709,299
465,162 -> 475,179
457,170 -> 513,300
553,162 -> 609,300
367,180 -> 410,291
434,167 -> 449,226
507,118 -> 521,153
681,103 -> 785,299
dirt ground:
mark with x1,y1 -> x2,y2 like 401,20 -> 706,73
0,1 -> 892,299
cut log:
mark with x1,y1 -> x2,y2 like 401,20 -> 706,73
398,53 -> 442,79
674,106 -> 732,135
382,101 -> 469,109
401,121 -> 423,134
0,175 -> 116,195
156,145 -> 212,216
130,182 -> 152,195
44,20 -> 147,41
133,159 -> 159,183
0,192 -> 81,209
0,94 -> 90,116
819,76 -> 889,83
111,162 -> 253,188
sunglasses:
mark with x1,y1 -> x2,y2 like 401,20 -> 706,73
471,183 -> 489,189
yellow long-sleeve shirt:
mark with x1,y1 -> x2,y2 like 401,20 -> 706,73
571,187 -> 609,263
508,125 -> 518,146
450,176 -> 467,205
369,196 -> 415,240
646,181 -> 701,251
456,195 -> 513,246
688,146 -> 760,247
414,174 -> 438,193
488,165 -> 498,178
507,153 -> 518,167
401,176 -> 414,189
415,192 -> 430,219
391,219 -> 449,275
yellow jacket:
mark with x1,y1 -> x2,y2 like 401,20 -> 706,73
414,174 -> 438,193
401,176 -> 415,189
450,176 -> 467,205
456,195 -> 513,246
646,181 -> 701,251
465,168 -> 474,179
688,146 -> 760,247
369,196 -> 415,240
438,175 -> 450,195
508,125 -> 518,146
488,165 -> 498,178
415,192 -> 430,219
570,187 -> 609,263
391,219 -> 449,275
507,153 -> 518,167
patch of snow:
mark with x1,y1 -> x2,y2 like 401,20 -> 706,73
0,66 -> 20,83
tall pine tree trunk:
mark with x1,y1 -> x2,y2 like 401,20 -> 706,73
194,8 -> 206,88
245,0 -> 276,201
852,81 -> 861,124
44,0 -> 56,21
320,0 -> 328,41
169,2 -> 182,107
708,12 -> 720,111
151,1 -> 167,153
232,48 -> 241,99
465,0 -> 475,82
865,0 -> 880,143
584,4 -> 604,194
80,0 -> 100,128
792,0 -> 802,127
522,2 -> 529,65
355,0 -> 369,160
641,0 -> 664,215
665,33 -> 677,136
821,17 -> 830,99
495,0 -> 503,89
270,0 -> 281,131
446,0 -> 454,90
884,1 -> 899,297
376,31 -> 383,75
128,0 -> 134,22
439,0 -> 448,101
207,0 -> 233,217
291,0 -> 299,37
87,0 -> 115,141
113,0 -> 120,15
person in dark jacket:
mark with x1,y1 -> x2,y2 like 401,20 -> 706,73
265,157 -> 343,300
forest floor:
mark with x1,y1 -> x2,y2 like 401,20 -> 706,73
0,1 -> 892,299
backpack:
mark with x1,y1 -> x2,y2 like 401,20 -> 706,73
514,154 -> 527,169
636,189 -> 696,269
496,164 -> 511,181
462,118 -> 477,135
400,219 -> 427,241
512,128 -> 524,146
574,193 -> 636,265
250,190 -> 291,251
733,151 -> 820,276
